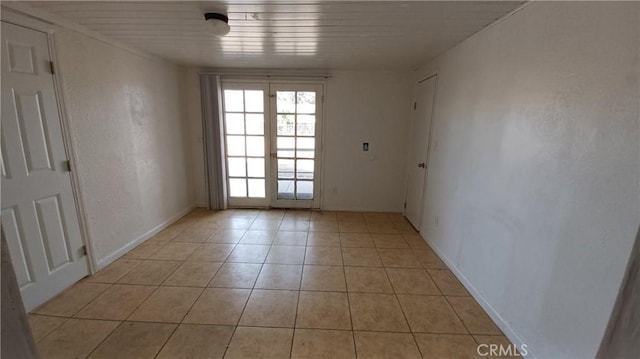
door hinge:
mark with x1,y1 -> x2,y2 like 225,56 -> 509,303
413,102 -> 417,110
404,202 -> 407,209
63,160 -> 72,172
49,61 -> 55,75
81,245 -> 88,256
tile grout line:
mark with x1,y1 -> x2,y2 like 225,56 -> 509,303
337,233 -> 358,358
289,231 -> 308,358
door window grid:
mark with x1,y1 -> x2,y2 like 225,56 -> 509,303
276,91 -> 316,200
224,89 -> 266,198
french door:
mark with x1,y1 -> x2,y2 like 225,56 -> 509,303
221,82 -> 323,209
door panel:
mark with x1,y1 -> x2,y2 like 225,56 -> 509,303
270,84 -> 322,208
221,84 -> 270,207
405,76 -> 437,229
1,21 -> 89,311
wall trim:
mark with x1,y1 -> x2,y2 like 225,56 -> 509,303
96,205 -> 195,270
421,232 -> 536,359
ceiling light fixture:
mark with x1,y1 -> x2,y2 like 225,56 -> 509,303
204,13 -> 230,36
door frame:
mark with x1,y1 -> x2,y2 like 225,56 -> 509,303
1,9 -> 97,274
219,78 -> 326,209
403,73 -> 439,232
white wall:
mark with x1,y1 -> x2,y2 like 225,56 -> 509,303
414,2 -> 639,358
54,28 -> 194,267
187,70 -> 414,212
323,71 -> 413,212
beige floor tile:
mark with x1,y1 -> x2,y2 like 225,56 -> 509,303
187,243 -> 235,261
150,227 -> 184,242
386,268 -> 441,295
209,262 -> 262,288
239,289 -> 298,327
296,291 -> 351,330
415,333 -> 482,359
249,220 -> 282,231
448,296 -> 502,335
164,261 -> 222,287
414,249 -> 448,269
345,267 -> 394,293
28,315 -> 67,342
148,242 -> 201,261
280,220 -> 310,231
402,234 -> 431,250
348,293 -> 409,332
257,210 -> 286,220
183,288 -> 251,325
255,264 -> 303,290
227,244 -> 270,263
225,327 -> 293,359
85,259 -> 143,283
284,210 -> 311,220
342,248 -> 383,267
128,286 -> 202,323
337,212 -> 365,222
215,217 -> 254,230
117,260 -> 181,285
241,230 -> 277,244
36,318 -> 120,359
207,229 -> 245,244
366,223 -> 400,234
125,241 -> 166,259
310,211 -> 338,221
266,246 -> 306,264
340,233 -> 375,248
306,232 -> 340,246
173,228 -> 214,243
354,331 -> 421,359
372,234 -> 409,249
305,247 -> 343,265
34,282 -> 111,317
473,335 -> 520,358
309,221 -> 339,232
301,265 -> 346,291
88,322 -> 176,359
394,221 -> 418,234
427,269 -> 470,296
273,231 -> 308,246
378,249 -> 422,268
363,212 -> 393,222
397,294 -> 467,334
156,324 -> 234,359
292,329 -> 356,359
338,221 -> 369,233
75,284 -> 156,320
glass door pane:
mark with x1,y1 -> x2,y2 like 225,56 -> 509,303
270,84 -> 323,208
222,85 -> 268,207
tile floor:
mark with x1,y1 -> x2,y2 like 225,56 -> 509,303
29,209 -> 515,358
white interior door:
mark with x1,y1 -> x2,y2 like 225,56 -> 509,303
404,76 -> 437,229
269,84 -> 323,209
221,83 -> 270,207
1,21 -> 89,311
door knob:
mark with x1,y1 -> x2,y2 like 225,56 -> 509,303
417,162 -> 426,168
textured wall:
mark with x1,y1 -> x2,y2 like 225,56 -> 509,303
323,71 -> 413,212
414,2 -> 639,358
54,28 -> 194,266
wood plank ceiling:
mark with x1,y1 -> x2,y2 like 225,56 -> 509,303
29,1 -> 524,69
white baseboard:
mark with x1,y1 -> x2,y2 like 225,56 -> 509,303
321,205 -> 403,213
95,205 -> 196,270
421,233 -> 537,359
